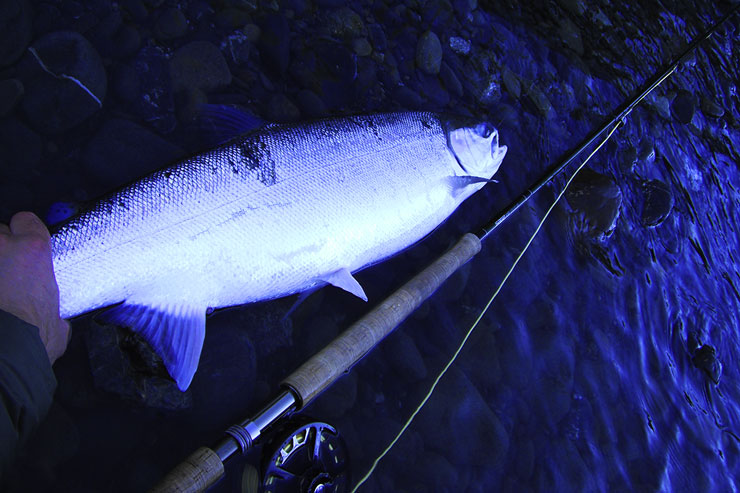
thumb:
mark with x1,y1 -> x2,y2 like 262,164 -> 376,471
9,212 -> 50,240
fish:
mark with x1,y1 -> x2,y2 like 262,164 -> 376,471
51,111 -> 507,390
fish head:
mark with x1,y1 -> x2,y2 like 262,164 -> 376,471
444,116 -> 507,179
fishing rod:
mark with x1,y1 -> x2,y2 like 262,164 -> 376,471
151,5 -> 740,492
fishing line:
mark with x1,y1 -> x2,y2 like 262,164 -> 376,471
353,10 -> 740,485
352,117 -> 625,492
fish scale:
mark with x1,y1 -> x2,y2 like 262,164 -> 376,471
50,111 -> 507,389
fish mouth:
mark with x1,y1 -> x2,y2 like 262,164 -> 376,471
442,114 -> 505,177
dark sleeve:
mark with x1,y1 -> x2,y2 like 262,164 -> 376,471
0,310 -> 56,480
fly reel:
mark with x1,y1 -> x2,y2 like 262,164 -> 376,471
243,418 -> 349,493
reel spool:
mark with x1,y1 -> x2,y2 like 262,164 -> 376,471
245,418 -> 349,493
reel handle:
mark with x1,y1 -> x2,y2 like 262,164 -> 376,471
149,447 -> 224,493
282,233 -> 482,408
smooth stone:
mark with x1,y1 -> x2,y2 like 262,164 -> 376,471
295,89 -> 328,117
155,7 -> 188,39
556,0 -> 586,15
82,118 -> 184,188
640,179 -> 674,227
619,145 -> 638,174
558,17 -> 584,56
418,366 -> 509,466
671,90 -> 695,125
700,96 -> 724,118
526,84 -> 554,118
325,7 -> 365,39
501,67 -> 520,99
170,41 -> 232,93
22,30 -> 106,134
0,79 -> 23,116
384,332 -> 427,382
650,95 -> 671,119
637,140 -> 656,164
320,42 -> 357,82
214,8 -> 251,31
352,37 -> 372,57
120,0 -> 148,23
416,31 -> 443,75
415,72 -> 450,107
0,118 -> 41,180
393,85 -> 424,108
452,0 -> 477,17
85,320 -> 191,410
308,372 -> 357,419
265,93 -> 300,122
257,13 -> 290,75
405,451 -> 459,491
692,344 -> 722,385
0,0 -> 32,67
368,23 -> 387,52
0,182 -> 32,221
565,167 -> 622,239
188,315 -> 257,425
110,25 -> 142,59
439,62 -> 463,97
129,46 -> 176,133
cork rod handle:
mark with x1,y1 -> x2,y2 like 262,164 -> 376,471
282,233 -> 482,407
149,447 -> 225,493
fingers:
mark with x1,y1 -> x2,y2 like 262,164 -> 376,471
9,211 -> 50,240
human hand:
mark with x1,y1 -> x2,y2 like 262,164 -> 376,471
0,212 -> 70,364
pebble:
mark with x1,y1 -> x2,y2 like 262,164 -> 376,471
692,344 -> 722,385
265,93 -> 300,122
393,85 -> 424,108
82,118 -> 184,188
501,67 -> 521,99
21,30 -> 106,134
155,7 -> 188,40
558,17 -> 584,55
439,62 -> 463,97
0,78 -> 23,116
384,332 -> 427,382
295,88 -> 328,117
0,0 -> 32,67
368,23 -> 387,52
566,167 -> 623,239
640,179 -> 674,227
416,31 -> 443,75
671,89 -> 695,124
170,41 -> 232,94
415,72 -> 450,107
526,84 -> 554,118
418,367 -> 509,466
258,13 -> 291,75
700,96 -> 725,118
449,35 -> 471,55
352,37 -> 372,57
0,118 -> 41,180
325,7 -> 366,39
85,321 -> 191,410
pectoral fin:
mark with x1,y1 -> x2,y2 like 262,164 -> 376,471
321,268 -> 368,302
99,302 -> 205,391
447,175 -> 498,189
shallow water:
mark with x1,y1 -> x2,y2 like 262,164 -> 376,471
2,0 -> 740,491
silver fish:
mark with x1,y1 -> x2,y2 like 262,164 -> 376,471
51,111 -> 507,390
